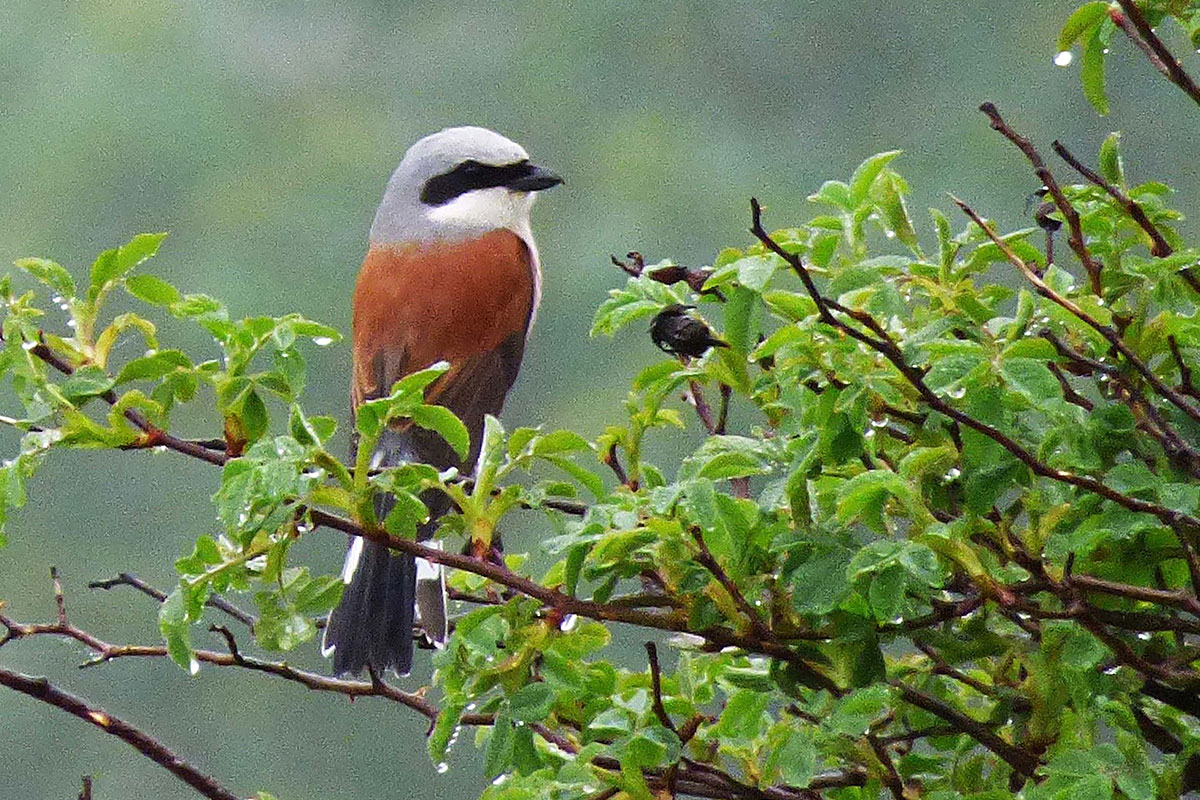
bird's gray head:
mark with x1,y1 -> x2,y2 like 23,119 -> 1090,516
370,126 -> 561,245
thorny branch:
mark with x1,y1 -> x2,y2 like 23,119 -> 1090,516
0,570 -> 241,800
978,102 -> 1103,294
0,573 -> 864,800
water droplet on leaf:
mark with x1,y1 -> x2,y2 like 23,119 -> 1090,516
1054,50 -> 1074,66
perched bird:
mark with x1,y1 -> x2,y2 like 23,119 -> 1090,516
1026,185 -> 1062,234
650,303 -> 728,358
1026,185 -> 1062,269
323,127 -> 561,676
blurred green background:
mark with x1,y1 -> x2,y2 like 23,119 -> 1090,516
1,1 -> 1197,797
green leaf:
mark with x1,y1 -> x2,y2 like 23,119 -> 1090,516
1057,2 -> 1109,50
1098,132 -> 1124,186
116,350 -> 192,383
868,564 -> 905,622
849,150 -> 902,206
428,701 -> 465,765
158,586 -> 200,673
715,689 -> 769,742
1081,27 -> 1110,115
410,404 -> 470,461
89,233 -> 168,301
14,257 -> 76,298
826,685 -> 890,736
776,728 -> 817,787
59,365 -> 116,401
509,683 -> 556,722
126,274 -> 182,306
1001,357 -> 1061,404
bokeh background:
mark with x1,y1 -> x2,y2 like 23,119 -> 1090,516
1,1 -> 1198,797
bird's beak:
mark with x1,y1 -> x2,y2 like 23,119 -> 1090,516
506,164 -> 563,193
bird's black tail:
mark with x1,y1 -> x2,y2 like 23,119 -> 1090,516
323,537 -> 416,676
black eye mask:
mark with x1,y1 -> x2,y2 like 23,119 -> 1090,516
420,160 -> 531,206
420,160 -> 561,206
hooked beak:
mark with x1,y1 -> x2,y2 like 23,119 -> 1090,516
506,163 -> 563,193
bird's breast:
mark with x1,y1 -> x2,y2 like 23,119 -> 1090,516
351,229 -> 536,406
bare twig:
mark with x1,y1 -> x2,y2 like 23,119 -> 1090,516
1110,1 -> 1200,108
978,102 -> 1103,294
78,775 -> 93,800
89,572 -> 256,629
0,667 -> 241,800
1051,139 -> 1172,257
645,642 -> 679,735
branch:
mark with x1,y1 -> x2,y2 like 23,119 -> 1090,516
0,668 -> 241,800
978,102 -> 1103,294
1110,0 -> 1200,108
1051,139 -> 1172,257
691,526 -> 775,642
1168,335 -> 1200,402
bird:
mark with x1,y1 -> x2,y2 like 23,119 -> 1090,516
322,126 -> 561,676
649,304 -> 728,358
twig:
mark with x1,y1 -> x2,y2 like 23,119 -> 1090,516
1070,573 -> 1200,618
645,642 -> 679,735
1051,139 -> 1172,257
1168,335 -> 1200,401
978,102 -> 1102,294
687,380 -> 718,433
602,441 -> 631,488
0,667 -> 241,800
78,776 -> 93,800
895,683 -> 1040,778
866,734 -> 906,800
88,572 -> 256,629
690,527 -> 774,642
1110,0 -> 1200,108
